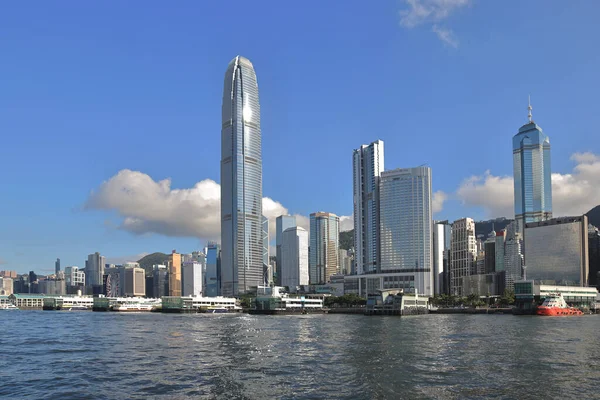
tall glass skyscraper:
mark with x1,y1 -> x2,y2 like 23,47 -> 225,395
513,101 -> 552,234
220,56 -> 263,296
379,167 -> 433,296
309,212 -> 340,284
353,140 -> 384,275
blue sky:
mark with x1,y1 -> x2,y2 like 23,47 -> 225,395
1,1 -> 599,274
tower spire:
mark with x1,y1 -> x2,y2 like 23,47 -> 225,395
528,95 -> 533,123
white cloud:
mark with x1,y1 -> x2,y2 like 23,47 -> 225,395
432,25 -> 459,48
106,253 -> 150,265
456,153 -> 600,218
456,171 -> 514,218
85,169 -> 351,242
432,190 -> 448,214
399,0 -> 470,46
340,215 -> 354,232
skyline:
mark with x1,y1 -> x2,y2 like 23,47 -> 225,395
2,1 -> 600,273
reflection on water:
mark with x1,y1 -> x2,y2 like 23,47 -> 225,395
1,311 -> 599,399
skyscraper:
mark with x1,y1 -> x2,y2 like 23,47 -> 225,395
450,218 -> 476,296
168,250 -> 181,297
205,242 -> 221,297
504,221 -> 524,291
55,258 -> 60,275
276,215 -> 297,285
379,167 -> 433,296
513,99 -> 552,234
220,55 -> 263,296
433,221 -> 451,295
309,212 -> 340,284
262,215 -> 271,285
353,140 -> 384,275
85,252 -> 105,288
281,226 -> 309,288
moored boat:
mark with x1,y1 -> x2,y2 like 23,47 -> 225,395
536,293 -> 583,316
0,304 -> 19,310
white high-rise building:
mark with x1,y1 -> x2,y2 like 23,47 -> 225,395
64,266 -> 85,287
182,261 -> 203,297
379,167 -> 433,296
433,221 -> 451,295
276,215 -> 297,285
353,140 -> 384,275
220,56 -> 263,296
281,227 -> 309,288
450,218 -> 477,296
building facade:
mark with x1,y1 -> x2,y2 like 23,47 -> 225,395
123,267 -> 145,297
379,167 -> 433,296
589,225 -> 600,289
220,55 -> 263,296
513,103 -> 552,234
262,215 -> 271,285
0,277 -> 13,296
168,251 -> 182,297
494,230 -> 506,272
55,258 -> 60,274
281,226 -> 309,288
182,262 -> 203,297
450,218 -> 477,296
309,212 -> 340,284
353,139 -> 384,275
152,264 -> 169,299
205,242 -> 221,297
275,215 -> 297,285
523,216 -> 589,286
433,221 -> 451,296
504,221 -> 524,291
85,252 -> 106,288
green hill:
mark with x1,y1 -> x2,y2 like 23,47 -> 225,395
586,205 -> 600,228
137,252 -> 170,277
339,230 -> 353,250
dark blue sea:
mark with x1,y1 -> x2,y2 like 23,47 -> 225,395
1,311 -> 599,399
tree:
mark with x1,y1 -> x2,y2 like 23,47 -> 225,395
499,289 -> 515,306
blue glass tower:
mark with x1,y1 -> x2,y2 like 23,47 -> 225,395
513,100 -> 552,234
220,56 -> 263,296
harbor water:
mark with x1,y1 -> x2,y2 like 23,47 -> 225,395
1,312 -> 599,399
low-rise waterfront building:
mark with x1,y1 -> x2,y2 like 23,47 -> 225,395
365,289 -> 429,316
514,280 -> 598,313
9,293 -> 47,308
344,272 -> 427,298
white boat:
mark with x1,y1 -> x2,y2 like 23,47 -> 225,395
0,304 -> 19,310
111,303 -> 155,312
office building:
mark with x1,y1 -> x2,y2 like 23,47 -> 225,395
504,221 -> 524,291
0,277 -> 13,295
513,100 -> 552,234
494,230 -> 507,272
0,270 -> 17,279
433,221 -> 451,295
276,215 -> 297,285
450,218 -> 477,296
339,249 -> 352,276
309,212 -> 340,284
182,261 -> 203,297
589,225 -> 600,289
262,215 -> 271,285
85,252 -> 106,289
484,235 -> 496,274
38,278 -> 66,296
220,55 -> 263,296
462,273 -> 505,297
168,250 -> 182,297
281,226 -> 309,288
152,264 -> 169,298
55,258 -> 60,274
379,167 -> 433,296
353,139 -> 384,274
123,266 -> 145,297
524,216 -> 589,286
205,242 -> 221,297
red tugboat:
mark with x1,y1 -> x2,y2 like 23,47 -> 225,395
536,293 -> 583,316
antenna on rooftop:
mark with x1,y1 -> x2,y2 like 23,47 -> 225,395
528,95 -> 533,123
